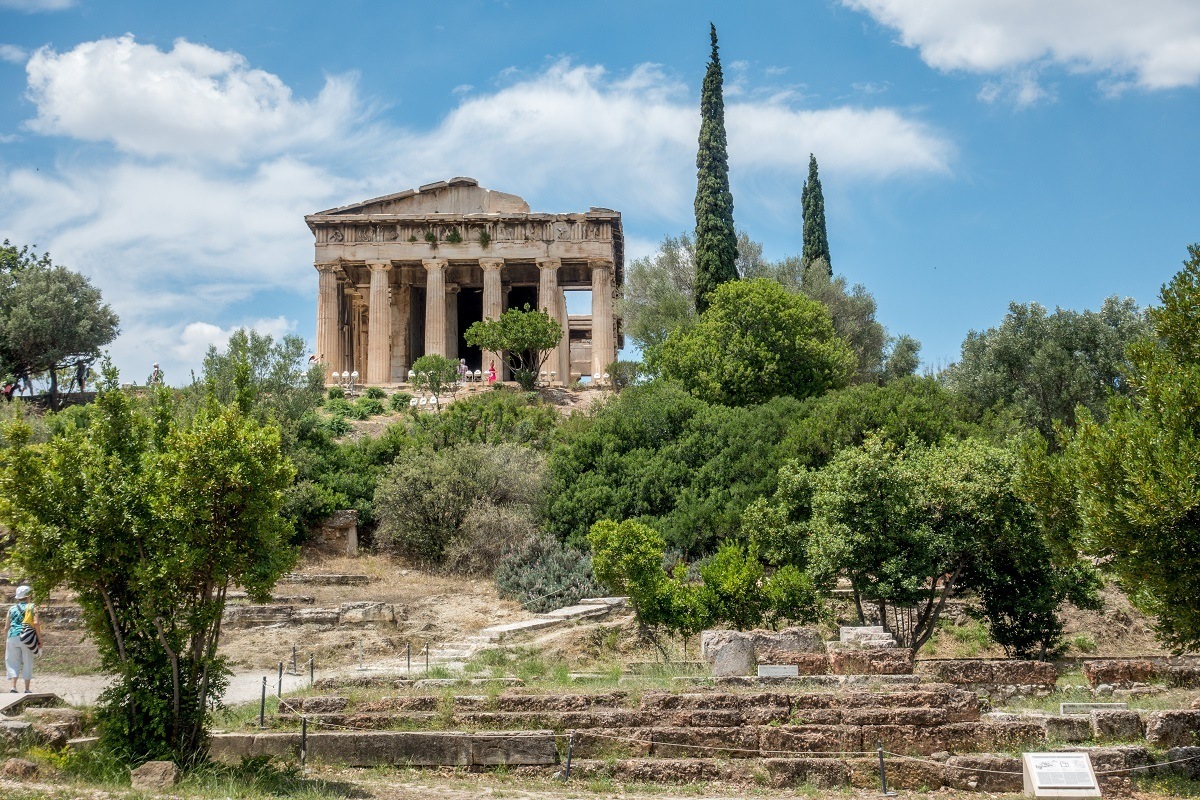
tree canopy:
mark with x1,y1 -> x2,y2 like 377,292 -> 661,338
0,368 -> 295,762
464,304 -> 561,390
944,296 -> 1148,438
0,240 -> 119,407
692,23 -> 738,313
657,277 -> 855,407
801,155 -> 831,274
1066,245 -> 1200,650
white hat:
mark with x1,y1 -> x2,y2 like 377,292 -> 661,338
14,585 -> 31,600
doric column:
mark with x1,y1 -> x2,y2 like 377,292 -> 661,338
423,259 -> 448,357
480,258 -> 505,379
557,286 -> 570,383
589,258 -> 615,380
391,282 -> 410,382
445,284 -> 460,359
537,258 -> 566,384
366,262 -> 392,385
315,263 -> 342,379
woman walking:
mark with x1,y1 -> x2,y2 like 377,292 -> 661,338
5,585 -> 40,693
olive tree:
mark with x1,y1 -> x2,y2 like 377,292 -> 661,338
464,304 -> 562,391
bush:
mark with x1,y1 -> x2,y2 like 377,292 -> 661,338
355,397 -> 385,417
327,386 -> 345,400
389,392 -> 414,411
321,414 -> 351,438
325,397 -> 352,417
443,502 -> 538,575
495,533 -> 603,612
365,386 -> 386,399
374,443 -> 545,567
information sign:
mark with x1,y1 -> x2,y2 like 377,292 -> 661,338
1022,752 -> 1100,798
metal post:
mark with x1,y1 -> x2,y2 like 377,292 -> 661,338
292,644 -> 298,675
406,641 -> 411,675
564,731 -> 575,781
309,653 -> 314,688
301,716 -> 308,771
278,661 -> 284,698
878,739 -> 892,795
425,643 -> 430,674
259,677 -> 266,729
358,640 -> 364,671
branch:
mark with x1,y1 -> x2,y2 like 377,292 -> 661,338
912,560 -> 964,652
97,584 -> 128,664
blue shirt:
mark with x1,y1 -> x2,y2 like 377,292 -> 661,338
7,603 -> 29,639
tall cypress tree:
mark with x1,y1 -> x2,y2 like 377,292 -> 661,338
801,153 -> 831,276
693,23 -> 738,314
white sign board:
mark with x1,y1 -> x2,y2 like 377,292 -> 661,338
758,664 -> 799,678
1022,752 -> 1100,798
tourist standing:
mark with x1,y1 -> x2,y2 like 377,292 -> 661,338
4,585 -> 39,693
487,361 -> 497,384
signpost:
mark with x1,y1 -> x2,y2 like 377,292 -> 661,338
1022,753 -> 1101,798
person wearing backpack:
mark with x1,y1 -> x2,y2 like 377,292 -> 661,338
5,585 -> 40,693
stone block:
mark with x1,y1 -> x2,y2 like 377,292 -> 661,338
1,757 -> 38,779
977,719 -> 1046,750
605,758 -> 733,783
210,730 -> 558,766
943,755 -> 1023,792
1165,666 -> 1200,688
1044,714 -> 1093,743
757,652 -> 828,674
1091,709 -> 1143,741
762,757 -> 849,788
1082,659 -> 1158,687
919,659 -> 995,684
758,664 -> 799,678
1146,710 -> 1200,748
224,605 -> 294,628
648,726 -> 760,758
22,707 -> 83,738
130,761 -> 180,791
292,696 -> 349,714
1061,702 -> 1128,715
338,602 -> 395,625
759,724 -> 862,755
701,627 -> 825,677
828,648 -> 914,675
291,608 -> 341,626
1165,746 -> 1200,780
847,755 -> 944,789
0,720 -> 32,743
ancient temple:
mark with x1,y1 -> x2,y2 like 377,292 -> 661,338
306,178 -> 623,385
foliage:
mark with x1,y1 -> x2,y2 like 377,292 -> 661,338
605,359 -> 641,393
407,387 -> 560,451
373,443 -> 545,569
365,386 -> 386,399
389,391 -> 413,411
494,533 -> 604,612
658,278 -> 855,406
1066,246 -> 1200,651
943,296 -> 1148,438
543,381 -> 803,554
588,520 -> 818,635
464,304 -> 562,391
327,386 -> 344,400
0,240 -> 119,408
803,436 -> 1095,655
354,397 -> 385,417
0,367 -> 295,763
410,354 -> 460,400
801,154 -> 831,274
693,24 -> 738,314
779,376 -> 979,469
191,328 -> 325,452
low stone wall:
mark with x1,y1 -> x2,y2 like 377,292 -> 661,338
209,730 -> 558,766
1083,658 -> 1200,689
223,601 -> 397,629
915,659 -> 1057,698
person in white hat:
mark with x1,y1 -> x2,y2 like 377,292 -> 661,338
4,585 -> 40,693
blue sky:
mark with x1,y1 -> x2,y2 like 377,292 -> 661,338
1,0 -> 1198,381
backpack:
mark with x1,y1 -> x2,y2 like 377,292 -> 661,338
16,603 -> 38,650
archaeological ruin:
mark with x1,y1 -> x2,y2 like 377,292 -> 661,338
307,177 -> 623,385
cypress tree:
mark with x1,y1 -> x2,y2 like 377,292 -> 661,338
801,153 -> 831,276
693,22 -> 738,314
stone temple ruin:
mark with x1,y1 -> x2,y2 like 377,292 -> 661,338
307,177 -> 623,385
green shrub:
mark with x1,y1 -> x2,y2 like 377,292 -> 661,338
355,397 -> 386,417
327,386 -> 345,400
365,386 -> 386,399
389,392 -> 414,411
325,397 -> 352,417
322,414 -> 351,437
495,533 -> 603,612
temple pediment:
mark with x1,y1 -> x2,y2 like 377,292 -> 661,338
311,177 -> 531,219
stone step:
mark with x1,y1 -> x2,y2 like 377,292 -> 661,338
537,604 -> 611,621
478,618 -> 563,640
279,573 -> 371,586
210,729 -> 557,767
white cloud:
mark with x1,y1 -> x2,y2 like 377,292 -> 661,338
2,39 -> 954,382
843,0 -> 1200,92
0,0 -> 73,11
0,44 -> 27,65
978,71 -> 1054,108
24,35 -> 363,162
